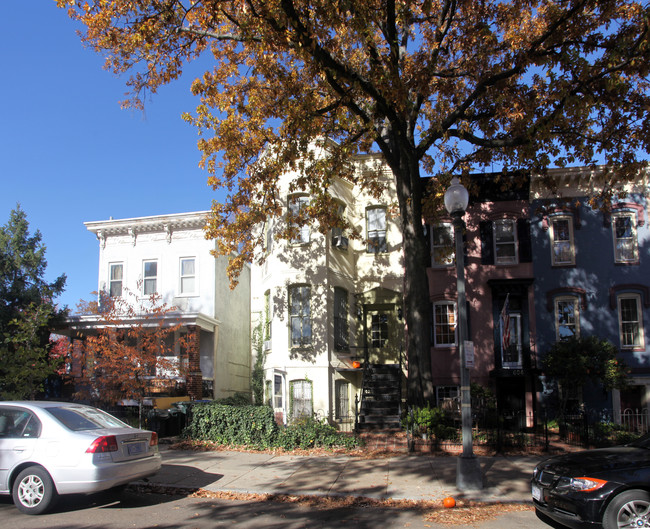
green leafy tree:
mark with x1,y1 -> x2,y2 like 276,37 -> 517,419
59,0 -> 650,404
543,335 -> 629,416
0,205 -> 67,399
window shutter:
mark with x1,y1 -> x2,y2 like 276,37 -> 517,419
517,219 -> 532,263
480,221 -> 494,264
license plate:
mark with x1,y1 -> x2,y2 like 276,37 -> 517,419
127,442 -> 145,456
532,484 -> 542,501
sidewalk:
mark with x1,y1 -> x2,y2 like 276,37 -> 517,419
142,446 -> 543,504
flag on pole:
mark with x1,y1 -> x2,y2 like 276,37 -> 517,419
500,294 -> 511,351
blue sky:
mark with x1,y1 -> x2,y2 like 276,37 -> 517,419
1,2 -> 222,312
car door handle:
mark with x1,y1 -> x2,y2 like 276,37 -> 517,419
13,446 -> 27,452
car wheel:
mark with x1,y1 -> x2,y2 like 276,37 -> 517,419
11,466 -> 58,515
603,489 -> 650,529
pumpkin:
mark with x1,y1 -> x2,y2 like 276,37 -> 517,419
443,496 -> 456,508
352,361 -> 362,369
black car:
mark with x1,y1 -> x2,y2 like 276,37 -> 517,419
532,434 -> 650,529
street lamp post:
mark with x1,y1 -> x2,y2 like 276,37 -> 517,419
444,177 -> 483,491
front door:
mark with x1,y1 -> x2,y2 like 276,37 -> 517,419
366,309 -> 400,364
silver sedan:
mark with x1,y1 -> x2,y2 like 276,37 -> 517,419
0,401 -> 162,514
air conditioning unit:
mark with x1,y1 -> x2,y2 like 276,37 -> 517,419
333,236 -> 349,250
263,339 -> 272,351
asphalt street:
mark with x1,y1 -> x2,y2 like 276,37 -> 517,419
0,488 -> 554,529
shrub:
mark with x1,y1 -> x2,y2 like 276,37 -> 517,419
183,403 -> 279,448
184,403 -> 360,450
276,417 -> 360,450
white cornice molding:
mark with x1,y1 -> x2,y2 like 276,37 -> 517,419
85,211 -> 210,240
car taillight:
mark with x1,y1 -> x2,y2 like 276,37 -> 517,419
149,432 -> 158,446
86,435 -> 118,453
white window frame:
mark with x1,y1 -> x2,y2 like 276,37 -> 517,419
289,285 -> 312,347
618,294 -> 645,349
142,260 -> 158,296
555,296 -> 580,341
179,257 -> 196,295
431,222 -> 454,267
331,203 -> 348,250
433,301 -> 457,347
549,215 -> 575,266
109,262 -> 123,298
612,212 -> 639,263
366,206 -> 387,253
494,219 -> 518,265
288,195 -> 310,245
290,379 -> 313,419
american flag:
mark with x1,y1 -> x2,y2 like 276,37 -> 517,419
500,294 -> 511,351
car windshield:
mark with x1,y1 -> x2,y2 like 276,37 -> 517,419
46,406 -> 130,431
627,432 -> 650,449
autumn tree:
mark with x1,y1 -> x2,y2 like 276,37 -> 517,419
59,0 -> 650,404
74,289 -> 189,418
0,205 -> 67,399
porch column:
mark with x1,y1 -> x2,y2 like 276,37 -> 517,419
186,325 -> 203,400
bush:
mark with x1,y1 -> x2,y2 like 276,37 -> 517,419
276,417 -> 360,450
184,403 -> 360,450
184,403 -> 279,448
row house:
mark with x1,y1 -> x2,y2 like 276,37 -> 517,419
69,211 -> 251,402
428,175 -> 536,424
428,167 -> 649,426
531,167 -> 650,419
251,148 -> 406,427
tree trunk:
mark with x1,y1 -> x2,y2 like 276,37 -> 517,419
388,148 -> 434,406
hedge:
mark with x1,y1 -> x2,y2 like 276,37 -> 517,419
183,403 -> 360,450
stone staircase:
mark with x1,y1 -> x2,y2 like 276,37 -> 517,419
357,363 -> 403,430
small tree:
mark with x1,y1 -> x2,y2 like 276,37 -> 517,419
0,205 -> 67,399
543,335 -> 629,416
1,303 -> 65,399
75,288 -> 188,424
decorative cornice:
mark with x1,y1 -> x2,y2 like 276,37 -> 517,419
609,284 -> 650,310
85,211 -> 209,239
546,287 -> 587,312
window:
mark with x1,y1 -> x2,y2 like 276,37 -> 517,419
109,263 -> 123,298
612,212 -> 638,263
288,195 -> 310,244
618,294 -> 644,349
264,290 -> 271,340
370,313 -> 388,348
555,297 -> 580,340
431,223 -> 454,266
179,258 -> 196,294
436,386 -> 460,411
290,379 -> 313,418
331,204 -> 348,250
494,219 -> 518,264
335,381 -> 351,420
289,285 -> 311,347
273,374 -> 283,409
0,408 -> 41,438
434,302 -> 457,347
264,219 -> 273,254
334,287 -> 349,351
366,207 -> 387,253
143,260 -> 158,295
550,216 -> 575,266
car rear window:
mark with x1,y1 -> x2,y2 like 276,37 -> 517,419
46,406 -> 129,431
